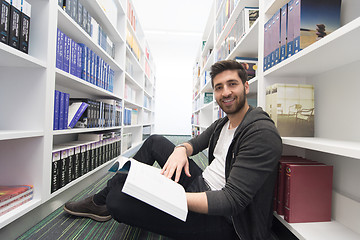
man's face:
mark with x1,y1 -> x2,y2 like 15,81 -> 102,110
213,70 -> 249,115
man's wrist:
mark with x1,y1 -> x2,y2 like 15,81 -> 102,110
175,144 -> 187,150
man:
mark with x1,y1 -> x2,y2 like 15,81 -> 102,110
64,60 -> 282,240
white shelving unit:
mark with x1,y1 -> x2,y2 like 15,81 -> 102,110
0,0 -> 156,231
193,0 -> 360,239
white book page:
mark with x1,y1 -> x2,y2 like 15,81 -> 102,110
114,157 -> 188,221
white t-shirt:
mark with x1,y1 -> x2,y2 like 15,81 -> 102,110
202,121 -> 236,190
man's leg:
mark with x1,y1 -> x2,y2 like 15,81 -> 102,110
65,135 -> 202,221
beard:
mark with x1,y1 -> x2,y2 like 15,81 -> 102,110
218,87 -> 246,115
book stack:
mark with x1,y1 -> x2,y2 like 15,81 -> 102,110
51,131 -> 122,193
216,7 -> 259,61
56,28 -> 115,93
0,185 -> 33,216
54,95 -> 122,130
58,0 -> 115,58
123,107 -> 138,126
274,156 -> 333,223
264,0 -> 342,71
122,132 -> 132,151
265,83 -> 314,137
0,0 -> 31,53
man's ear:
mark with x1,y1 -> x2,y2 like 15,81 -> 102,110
244,81 -> 250,94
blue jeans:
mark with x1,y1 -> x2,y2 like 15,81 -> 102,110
94,135 -> 237,240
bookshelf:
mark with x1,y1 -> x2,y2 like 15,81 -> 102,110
193,0 -> 360,239
0,0 -> 156,231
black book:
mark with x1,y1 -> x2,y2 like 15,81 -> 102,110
19,0 -> 30,53
59,149 -> 68,188
66,147 -> 75,183
8,0 -> 21,49
51,151 -> 61,193
0,0 -> 10,44
73,145 -> 81,179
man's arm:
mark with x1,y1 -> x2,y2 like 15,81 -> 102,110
161,142 -> 193,182
186,192 -> 208,214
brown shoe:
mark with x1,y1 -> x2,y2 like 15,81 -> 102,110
64,195 -> 112,222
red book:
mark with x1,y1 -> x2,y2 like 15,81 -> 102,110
276,156 -> 315,215
284,164 -> 333,223
0,185 -> 33,206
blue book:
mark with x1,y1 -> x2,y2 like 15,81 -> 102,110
63,34 -> 71,73
89,50 -> 94,84
287,0 -> 295,58
59,91 -> 65,130
76,43 -> 82,78
63,92 -> 70,129
56,29 -> 64,70
86,46 -> 90,82
70,39 -> 77,76
109,68 -> 114,93
78,43 -> 86,80
68,102 -> 89,128
95,55 -> 99,86
53,90 -> 60,130
273,10 -> 281,66
280,3 -> 288,62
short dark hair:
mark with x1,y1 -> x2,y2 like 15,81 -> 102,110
210,60 -> 248,88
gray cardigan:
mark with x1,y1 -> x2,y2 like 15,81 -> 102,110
188,106 -> 282,240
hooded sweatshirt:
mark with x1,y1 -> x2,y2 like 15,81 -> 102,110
188,106 -> 282,240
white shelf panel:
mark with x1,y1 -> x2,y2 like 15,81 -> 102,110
0,131 -> 44,141
124,99 -> 142,109
81,0 -> 125,43
227,18 -> 259,59
0,44 -> 46,68
263,0 -> 288,18
282,137 -> 360,159
53,126 -> 121,136
0,198 -> 42,229
57,7 -> 122,72
274,213 -> 360,240
125,72 -> 143,90
55,69 -> 121,99
264,17 -> 360,78
215,0 -> 259,48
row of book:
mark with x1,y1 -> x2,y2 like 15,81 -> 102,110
216,7 -> 259,62
215,0 -> 241,39
193,92 -> 213,112
123,108 -> 138,126
54,91 -> 123,130
274,156 -> 333,223
192,126 -> 200,137
58,0 -> 115,58
235,57 -> 257,80
56,29 -> 115,93
127,0 -> 138,33
142,125 -> 151,140
122,132 -> 132,151
0,0 -> 31,53
0,185 -> 33,216
126,27 -> 141,61
191,113 -> 199,125
264,0 -> 341,71
52,132 -> 122,193
124,83 -> 137,103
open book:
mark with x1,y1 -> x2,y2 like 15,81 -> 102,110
109,156 -> 188,221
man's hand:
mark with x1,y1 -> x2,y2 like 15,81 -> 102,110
160,146 -> 191,182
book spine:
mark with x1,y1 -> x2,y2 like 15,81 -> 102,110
287,0 -> 295,58
284,168 -> 291,221
67,148 -> 74,183
63,92 -> 69,129
0,189 -> 33,208
293,0 -> 301,54
280,4 -> 287,62
85,143 -> 91,173
58,91 -> 65,130
70,39 -> 77,76
59,149 -> 67,188
274,10 -> 281,65
56,28 -> 64,70
78,43 -> 86,80
80,144 -> 86,175
53,90 -> 60,130
70,0 -> 77,21
76,42 -> 82,78
51,151 -> 61,193
74,145 -> 81,179
8,0 -> 21,49
77,0 -> 82,25
68,102 -> 89,128
64,0 -> 71,16
19,0 -> 30,53
63,34 -> 71,73
0,0 -> 11,44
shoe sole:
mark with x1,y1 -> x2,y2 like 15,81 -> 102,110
63,206 -> 112,222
